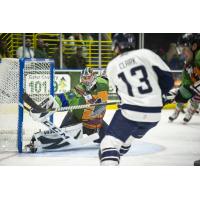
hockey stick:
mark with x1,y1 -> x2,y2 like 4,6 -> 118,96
20,103 -> 99,146
23,92 -> 120,113
55,101 -> 120,112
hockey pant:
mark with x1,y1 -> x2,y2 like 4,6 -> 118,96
99,110 -> 158,166
174,86 -> 193,103
60,111 -> 108,143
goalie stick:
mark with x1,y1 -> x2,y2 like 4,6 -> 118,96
23,92 -> 120,113
20,103 -> 99,147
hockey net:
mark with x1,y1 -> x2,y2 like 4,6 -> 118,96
0,58 -> 54,152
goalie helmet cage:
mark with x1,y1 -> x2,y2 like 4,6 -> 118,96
0,58 -> 54,153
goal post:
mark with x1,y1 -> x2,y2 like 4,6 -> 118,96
0,58 -> 55,153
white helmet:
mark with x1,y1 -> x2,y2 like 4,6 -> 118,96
80,67 -> 96,91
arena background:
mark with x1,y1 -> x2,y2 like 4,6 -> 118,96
0,33 -> 185,110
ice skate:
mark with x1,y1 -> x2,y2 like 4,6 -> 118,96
168,108 -> 181,122
183,112 -> 193,123
183,109 -> 195,123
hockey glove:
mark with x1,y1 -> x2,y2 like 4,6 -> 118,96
162,88 -> 178,105
30,96 -> 59,122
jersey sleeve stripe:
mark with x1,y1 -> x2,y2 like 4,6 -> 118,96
121,104 -> 162,113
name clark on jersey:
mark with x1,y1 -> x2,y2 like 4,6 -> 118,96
119,58 -> 136,69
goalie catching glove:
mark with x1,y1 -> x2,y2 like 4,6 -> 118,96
29,95 -> 59,122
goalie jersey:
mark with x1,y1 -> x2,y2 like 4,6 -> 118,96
181,49 -> 200,87
55,76 -> 109,129
106,49 -> 173,122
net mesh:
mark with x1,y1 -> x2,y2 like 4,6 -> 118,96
0,58 -> 53,152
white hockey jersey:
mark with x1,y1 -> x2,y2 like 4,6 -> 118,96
106,49 -> 173,122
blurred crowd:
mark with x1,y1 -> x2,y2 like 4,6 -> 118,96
0,33 -> 100,69
0,33 -> 185,70
0,39 -> 10,59
154,43 -> 184,70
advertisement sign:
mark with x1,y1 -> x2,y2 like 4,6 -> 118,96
26,74 -> 50,94
54,74 -> 71,94
26,74 -> 71,95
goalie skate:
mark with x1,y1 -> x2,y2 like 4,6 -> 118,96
25,136 -> 37,153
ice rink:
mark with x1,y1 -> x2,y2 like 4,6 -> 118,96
0,109 -> 200,166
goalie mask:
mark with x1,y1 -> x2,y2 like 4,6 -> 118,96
80,67 -> 96,91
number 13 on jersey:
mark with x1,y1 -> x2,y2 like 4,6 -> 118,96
118,65 -> 153,97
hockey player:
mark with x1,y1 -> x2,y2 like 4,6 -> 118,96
99,33 -> 174,165
27,67 -> 109,152
168,33 -> 200,123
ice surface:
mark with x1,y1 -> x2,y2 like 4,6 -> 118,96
0,109 -> 200,166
